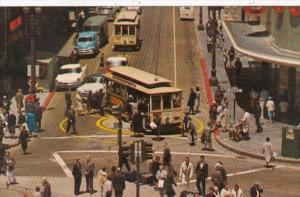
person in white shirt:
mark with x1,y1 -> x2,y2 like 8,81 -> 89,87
102,175 -> 112,197
156,165 -> 167,197
231,183 -> 243,197
266,97 -> 275,123
241,110 -> 250,140
220,182 -> 232,197
179,156 -> 193,190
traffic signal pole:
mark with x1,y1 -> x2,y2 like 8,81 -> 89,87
136,141 -> 141,197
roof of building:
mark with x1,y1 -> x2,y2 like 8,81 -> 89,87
223,21 -> 300,67
109,66 -> 172,85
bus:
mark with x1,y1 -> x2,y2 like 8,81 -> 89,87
112,10 -> 140,51
103,66 -> 183,132
179,6 -> 195,20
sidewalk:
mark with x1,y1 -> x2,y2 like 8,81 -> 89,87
0,175 -> 187,197
195,7 -> 300,163
2,92 -> 54,148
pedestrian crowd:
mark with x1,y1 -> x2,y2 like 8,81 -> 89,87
147,142 -> 264,197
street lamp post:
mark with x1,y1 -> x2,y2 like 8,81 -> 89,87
209,8 -> 219,86
23,7 -> 42,94
197,7 -> 204,31
118,106 -> 123,168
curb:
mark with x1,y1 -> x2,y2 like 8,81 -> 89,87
200,58 -> 213,106
215,135 -> 300,164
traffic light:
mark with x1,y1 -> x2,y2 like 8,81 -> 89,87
121,143 -> 135,164
141,141 -> 153,162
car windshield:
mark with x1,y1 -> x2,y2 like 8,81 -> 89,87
59,68 -> 81,74
85,77 -> 101,83
78,37 -> 93,42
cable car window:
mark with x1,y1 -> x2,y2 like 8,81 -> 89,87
129,26 -> 135,35
172,93 -> 181,108
122,25 -> 128,35
115,25 -> 121,35
152,95 -> 161,111
163,94 -> 171,109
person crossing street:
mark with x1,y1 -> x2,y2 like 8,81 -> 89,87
72,158 -> 82,196
65,106 -> 77,134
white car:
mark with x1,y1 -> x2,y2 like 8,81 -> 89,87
55,64 -> 87,90
126,6 -> 142,14
107,56 -> 128,67
179,6 -> 194,20
77,73 -> 105,100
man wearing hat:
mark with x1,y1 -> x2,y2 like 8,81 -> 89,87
266,96 -> 275,124
72,158 -> 82,196
41,177 -> 51,197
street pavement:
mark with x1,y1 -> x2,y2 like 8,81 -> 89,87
1,7 -> 300,197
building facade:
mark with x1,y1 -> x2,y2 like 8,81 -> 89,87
223,6 -> 300,123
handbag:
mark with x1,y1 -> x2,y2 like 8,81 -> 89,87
157,179 -> 164,189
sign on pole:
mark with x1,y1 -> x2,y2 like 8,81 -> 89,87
27,65 -> 39,77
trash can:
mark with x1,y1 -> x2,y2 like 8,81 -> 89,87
281,127 -> 300,158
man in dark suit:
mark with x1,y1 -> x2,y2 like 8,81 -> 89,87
163,143 -> 171,167
84,156 -> 95,194
113,168 -> 125,197
72,158 -> 82,195
195,155 -> 208,196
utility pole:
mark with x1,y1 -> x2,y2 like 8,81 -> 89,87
197,7 -> 204,31
3,8 -> 8,61
118,106 -> 123,168
209,8 -> 219,87
136,140 -> 141,197
23,7 -> 42,94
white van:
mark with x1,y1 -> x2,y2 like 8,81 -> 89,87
179,6 -> 194,20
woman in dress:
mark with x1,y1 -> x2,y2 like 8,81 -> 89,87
19,124 -> 30,154
263,137 -> 273,167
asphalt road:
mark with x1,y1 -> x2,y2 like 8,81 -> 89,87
2,7 -> 300,197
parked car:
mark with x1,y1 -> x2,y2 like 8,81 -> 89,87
107,56 -> 128,67
77,73 -> 105,100
55,64 -> 87,90
126,6 -> 142,14
97,6 -> 119,21
75,31 -> 100,56
179,6 -> 194,20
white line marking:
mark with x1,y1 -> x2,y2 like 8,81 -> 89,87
52,152 -> 73,178
173,6 -> 177,87
177,166 -> 282,186
155,151 -> 238,159
41,135 -> 123,140
57,150 -> 237,159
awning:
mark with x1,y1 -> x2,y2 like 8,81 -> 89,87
223,21 -> 300,67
